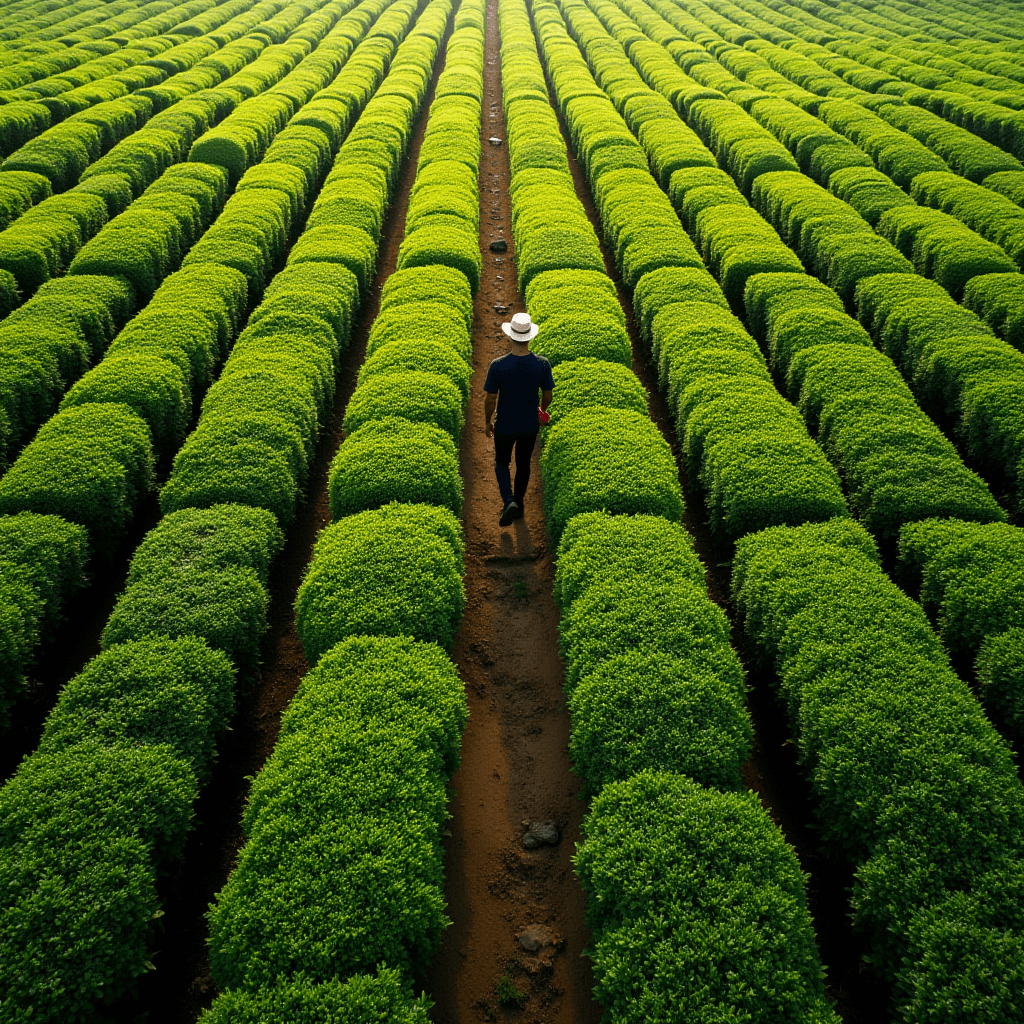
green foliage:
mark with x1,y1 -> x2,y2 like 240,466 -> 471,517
201,970 -> 432,1024
207,634 -> 466,989
633,265 -> 726,345
343,370 -> 464,440
38,637 -> 235,782
366,301 -> 472,364
897,519 -> 1024,659
977,628 -> 1024,739
0,403 -> 154,555
576,771 -> 837,1024
540,407 -> 684,543
733,520 -> 1024,1006
329,417 -> 462,518
963,273 -> 1024,349
296,503 -> 465,663
0,742 -> 197,1024
358,339 -> 471,403
546,357 -> 648,432
380,264 -> 473,331
532,312 -> 631,368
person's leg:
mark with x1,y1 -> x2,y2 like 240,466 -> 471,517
511,430 -> 538,506
493,431 -> 515,507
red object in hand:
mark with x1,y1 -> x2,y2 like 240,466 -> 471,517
538,406 -> 550,425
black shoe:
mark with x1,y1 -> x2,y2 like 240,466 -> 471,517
511,500 -> 524,520
499,500 -> 519,526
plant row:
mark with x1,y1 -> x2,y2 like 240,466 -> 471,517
0,0 -> 277,149
594,0 -> 1024,513
0,0 -> 440,1017
0,0 -> 393,726
558,1 -> 1024,1017
200,0 -> 480,1017
503,1 -> 840,1020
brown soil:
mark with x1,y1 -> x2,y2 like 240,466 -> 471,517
535,8 -> 892,1019
108,12 -> 456,1023
422,3 -> 600,1021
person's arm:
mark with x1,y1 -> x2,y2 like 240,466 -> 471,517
540,388 -> 553,412
484,391 -> 497,436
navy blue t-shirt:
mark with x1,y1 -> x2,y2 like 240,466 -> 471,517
484,352 -> 555,434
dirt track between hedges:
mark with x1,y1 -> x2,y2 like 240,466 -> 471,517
423,2 -> 600,1020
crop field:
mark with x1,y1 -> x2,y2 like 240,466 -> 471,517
0,0 -> 1022,1021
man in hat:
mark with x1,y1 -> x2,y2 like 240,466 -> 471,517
484,311 -> 554,526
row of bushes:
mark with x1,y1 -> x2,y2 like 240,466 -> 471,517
203,2 -> 474,1018
744,269 -> 1004,535
898,516 -> 1024,736
163,0 -> 426,534
565,0 -> 853,540
854,271 -> 1024,506
300,0 -> 479,660
733,518 -> 1024,1023
516,2 -> 841,1020
0,0 -> 449,1018
0,0 -> 384,722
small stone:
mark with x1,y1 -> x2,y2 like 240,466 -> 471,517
488,136 -> 503,146
522,820 -> 559,849
489,238 -> 507,253
519,924 -> 553,952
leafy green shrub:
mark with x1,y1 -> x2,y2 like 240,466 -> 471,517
207,634 -> 466,988
358,339 -> 471,403
963,273 -> 1024,350
0,403 -> 154,555
38,637 -> 235,781
396,228 -> 481,292
0,742 -> 196,1024
380,264 -> 473,331
60,353 -> 190,457
633,265 -> 726,345
287,225 -> 377,294
201,970 -> 432,1024
897,518 -> 1024,659
161,433 -> 298,527
546,357 -> 648,432
532,312 -> 631,368
828,165 -> 916,228
576,771 -> 838,1024
296,504 -> 465,662
540,407 -> 683,543
329,417 -> 462,518
366,301 -> 472,364
732,519 -> 1024,1007
343,371 -> 464,440
977,628 -> 1024,739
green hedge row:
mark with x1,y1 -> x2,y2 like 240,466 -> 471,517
206,635 -> 467,989
733,519 -> 1024,1023
855,271 -> 1024,508
963,271 -> 1024,348
898,520 -> 1024,723
512,3 -> 840,1021
559,0 -> 849,539
163,0 -> 429,528
745,270 -> 1004,536
0,0 -> 434,1016
203,5 -> 475,1015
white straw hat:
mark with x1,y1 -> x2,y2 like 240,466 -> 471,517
502,311 -> 539,342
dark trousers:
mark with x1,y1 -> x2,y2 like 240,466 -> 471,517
493,429 -> 538,506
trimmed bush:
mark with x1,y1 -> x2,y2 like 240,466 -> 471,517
207,634 -> 467,987
38,637 -> 235,782
0,403 -> 154,555
358,339 -> 471,403
329,417 -> 462,518
977,628 -> 1024,739
296,504 -> 464,663
540,407 -> 683,543
576,771 -> 839,1024
200,970 -> 432,1024
343,371 -> 464,440
546,357 -> 648,432
532,312 -> 631,368
380,264 -> 473,331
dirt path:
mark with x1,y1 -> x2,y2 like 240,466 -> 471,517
423,3 -> 600,1020
526,8 -> 891,1016
108,16 -> 456,1022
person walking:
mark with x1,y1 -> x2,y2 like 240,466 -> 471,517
483,311 -> 554,526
